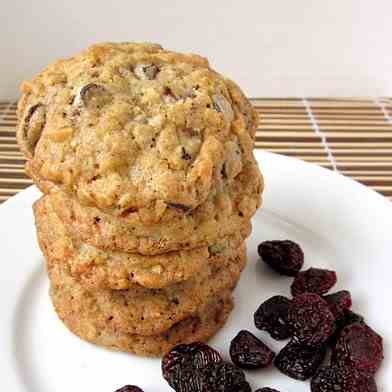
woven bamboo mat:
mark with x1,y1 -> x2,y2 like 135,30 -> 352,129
0,98 -> 391,203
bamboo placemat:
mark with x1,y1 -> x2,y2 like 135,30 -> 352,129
0,98 -> 391,203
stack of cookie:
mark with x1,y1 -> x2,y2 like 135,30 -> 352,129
16,42 -> 263,356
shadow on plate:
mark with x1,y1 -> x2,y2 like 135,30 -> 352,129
12,262 -> 47,392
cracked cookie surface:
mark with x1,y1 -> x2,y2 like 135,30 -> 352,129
17,42 -> 258,221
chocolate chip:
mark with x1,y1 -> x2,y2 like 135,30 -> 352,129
74,83 -> 109,108
163,86 -> 177,103
22,103 -> 46,156
212,94 -> 234,122
134,64 -> 159,80
221,163 -> 227,178
181,147 -> 192,160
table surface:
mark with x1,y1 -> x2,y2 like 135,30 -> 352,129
1,98 -> 391,203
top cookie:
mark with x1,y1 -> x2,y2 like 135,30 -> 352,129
17,42 -> 257,216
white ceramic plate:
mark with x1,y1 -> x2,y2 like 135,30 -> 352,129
2,151 -> 391,392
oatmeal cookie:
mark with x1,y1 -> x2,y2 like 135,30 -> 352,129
48,160 -> 260,254
34,195 -> 245,289
46,243 -> 246,336
17,42 -> 258,220
50,287 -> 234,356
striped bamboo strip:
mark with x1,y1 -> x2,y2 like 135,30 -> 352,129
341,169 -> 392,173
0,145 -> 21,151
257,132 -> 392,140
261,148 -> 392,156
337,163 -> 392,169
0,126 -> 20,133
0,157 -> 25,163
0,177 -> 32,184
261,118 -> 391,125
0,187 -> 29,194
257,141 -> 392,148
351,176 -> 392,182
0,164 -> 25,170
0,137 -> 15,143
334,156 -> 392,162
262,113 -> 387,118
257,109 -> 385,115
0,152 -> 24,158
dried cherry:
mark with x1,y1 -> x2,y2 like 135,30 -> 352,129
311,365 -> 377,392
291,267 -> 337,296
114,387 -> 144,392
255,389 -> 281,392
254,296 -> 292,340
329,309 -> 364,346
324,290 -> 352,318
258,240 -> 304,276
288,293 -> 335,346
230,330 -> 275,369
332,322 -> 383,375
274,339 -> 326,380
199,362 -> 251,392
161,342 -> 221,392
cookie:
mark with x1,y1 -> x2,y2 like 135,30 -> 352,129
50,287 -> 234,356
34,195 -> 245,289
46,243 -> 246,336
17,42 -> 258,220
47,160 -> 260,255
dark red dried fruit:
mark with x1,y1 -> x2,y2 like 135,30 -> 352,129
328,309 -> 365,347
311,365 -> 377,392
324,290 -> 352,318
115,386 -> 144,392
340,309 -> 364,326
230,330 -> 275,369
274,339 -> 326,380
360,377 -> 378,392
291,267 -> 337,296
254,296 -> 292,340
332,322 -> 383,375
258,240 -> 304,276
162,342 -> 221,392
255,389 -> 281,392
199,362 -> 251,392
288,293 -> 335,346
